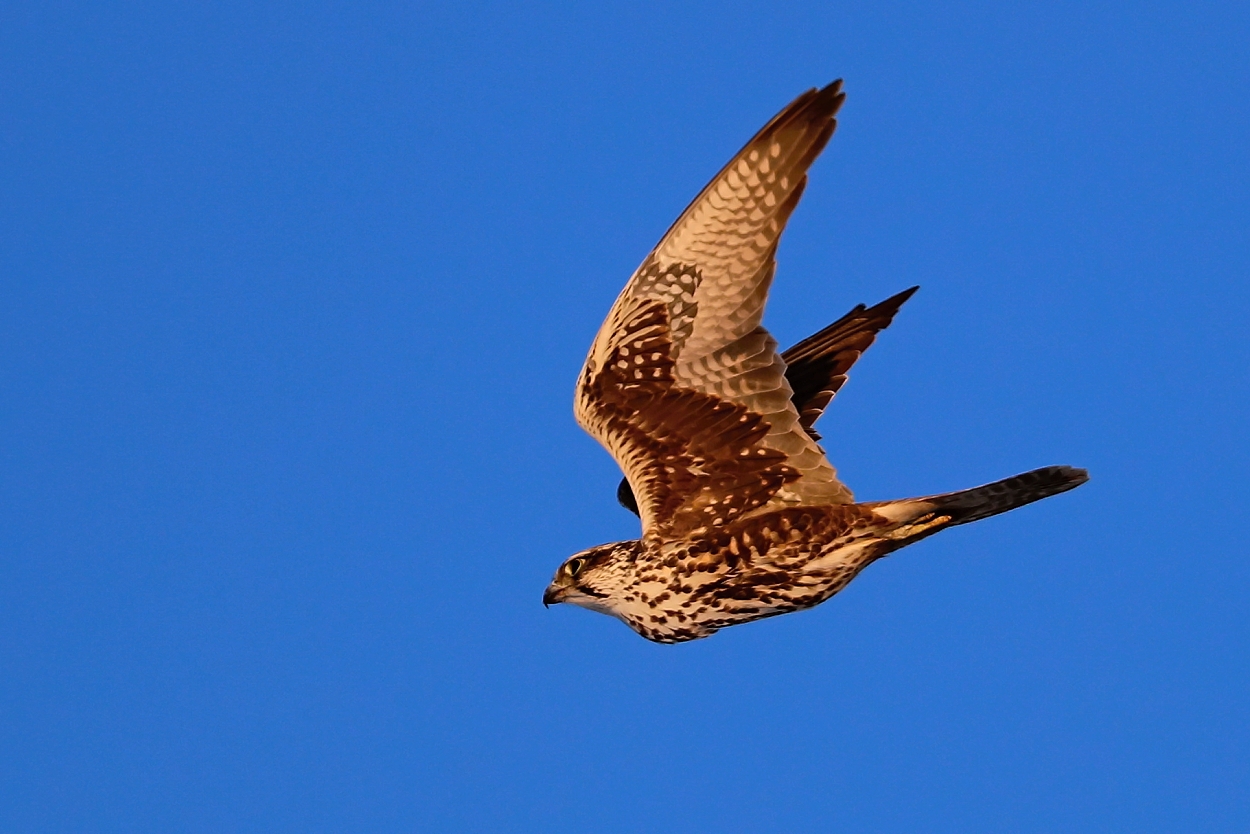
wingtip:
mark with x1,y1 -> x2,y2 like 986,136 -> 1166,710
883,285 -> 920,309
865,285 -> 920,320
819,79 -> 847,117
784,80 -> 847,129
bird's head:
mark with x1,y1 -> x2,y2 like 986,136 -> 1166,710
543,540 -> 641,617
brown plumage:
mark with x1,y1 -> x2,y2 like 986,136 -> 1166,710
544,81 -> 1088,643
615,285 -> 918,515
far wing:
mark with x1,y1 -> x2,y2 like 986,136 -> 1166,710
783,285 -> 918,441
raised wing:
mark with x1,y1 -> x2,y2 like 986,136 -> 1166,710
614,286 -> 918,516
577,81 -> 852,537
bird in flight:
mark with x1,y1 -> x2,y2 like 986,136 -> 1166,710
544,80 -> 1087,643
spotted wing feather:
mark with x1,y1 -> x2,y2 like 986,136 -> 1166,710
576,296 -> 797,537
580,81 -> 854,526
614,286 -> 918,516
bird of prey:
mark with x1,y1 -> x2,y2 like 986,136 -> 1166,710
544,80 -> 1087,643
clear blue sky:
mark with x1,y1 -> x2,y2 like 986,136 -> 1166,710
2,1 -> 1247,831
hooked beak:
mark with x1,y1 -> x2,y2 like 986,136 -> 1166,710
543,583 -> 568,608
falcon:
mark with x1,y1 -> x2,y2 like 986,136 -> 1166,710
544,80 -> 1088,643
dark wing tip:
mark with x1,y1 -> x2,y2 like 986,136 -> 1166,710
799,79 -> 846,120
822,78 -> 847,115
885,284 -> 920,311
782,285 -> 919,368
854,286 -> 919,328
748,79 -> 846,153
780,285 -> 920,439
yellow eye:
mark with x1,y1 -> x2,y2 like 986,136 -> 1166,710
566,558 -> 585,577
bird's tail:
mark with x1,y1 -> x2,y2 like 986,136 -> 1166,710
864,465 -> 1088,542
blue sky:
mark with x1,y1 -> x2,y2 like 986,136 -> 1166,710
2,1 -> 1247,831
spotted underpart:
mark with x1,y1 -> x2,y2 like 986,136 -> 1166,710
551,80 -> 1089,643
557,502 -> 926,643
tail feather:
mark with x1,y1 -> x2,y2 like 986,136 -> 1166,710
922,465 -> 1089,526
865,465 -> 1089,542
